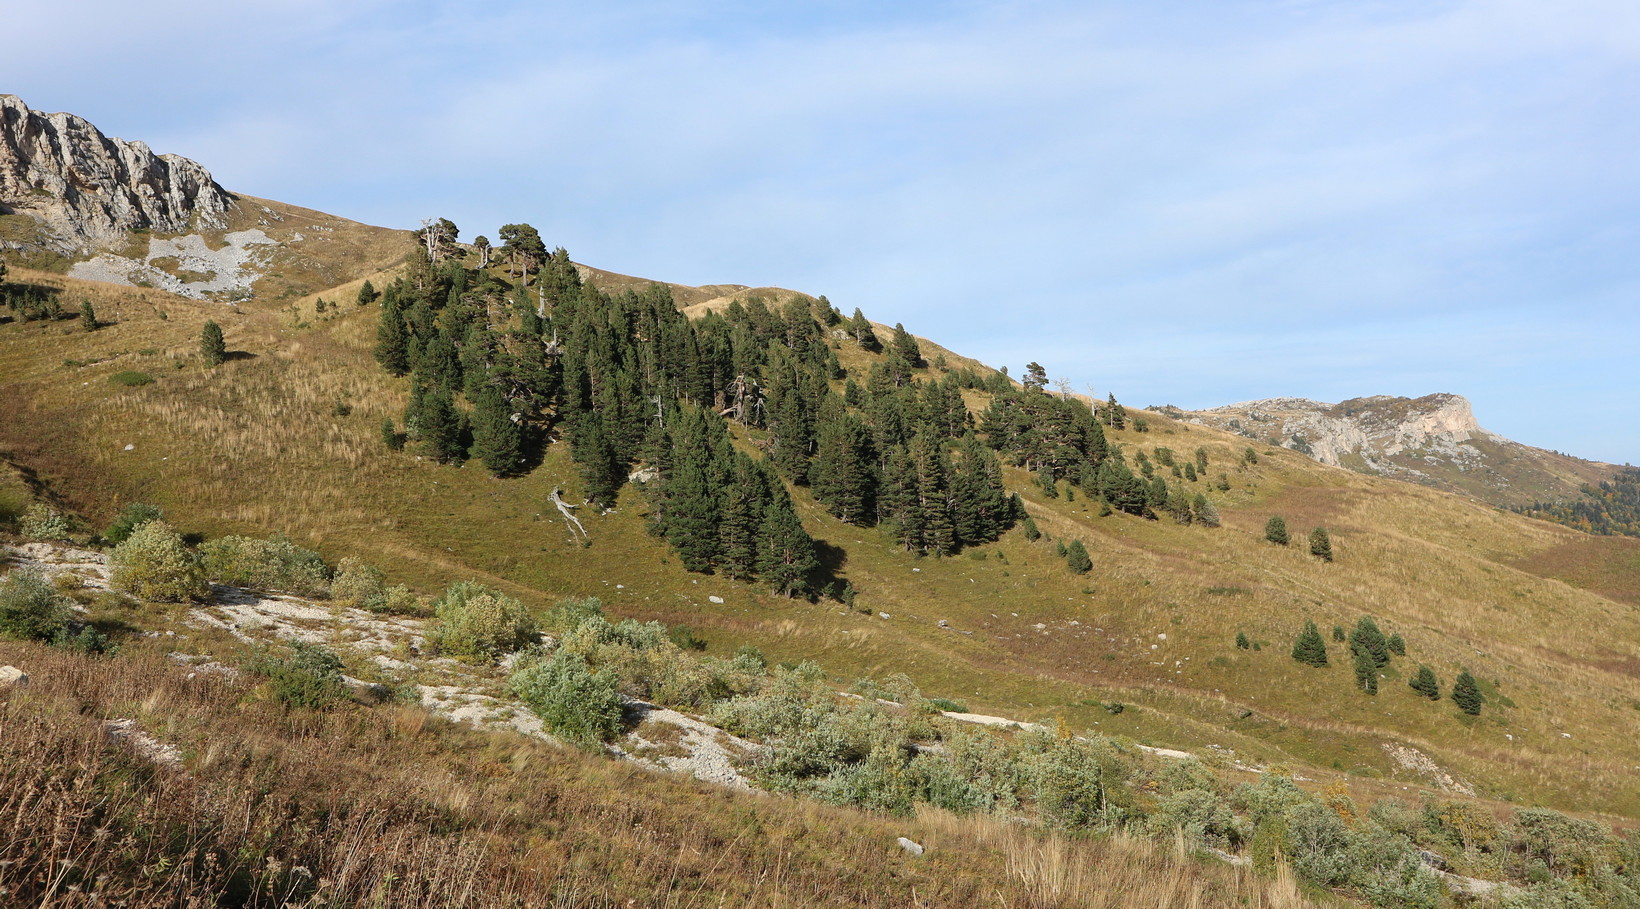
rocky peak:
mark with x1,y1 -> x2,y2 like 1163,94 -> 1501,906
1191,393 -> 1487,469
0,94 -> 236,254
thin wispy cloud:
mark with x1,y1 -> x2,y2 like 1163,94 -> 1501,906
7,0 -> 1637,461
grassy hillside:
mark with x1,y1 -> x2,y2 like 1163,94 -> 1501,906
2,261 -> 1638,836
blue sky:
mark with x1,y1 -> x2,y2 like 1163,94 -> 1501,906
10,0 -> 1639,462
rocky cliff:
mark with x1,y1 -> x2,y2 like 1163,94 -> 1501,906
1184,394 -> 1612,507
0,94 -> 236,254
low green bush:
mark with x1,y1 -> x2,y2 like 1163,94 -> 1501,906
199,535 -> 329,597
19,503 -> 72,542
104,503 -> 163,545
428,581 -> 538,661
110,521 -> 207,602
510,649 -> 623,746
0,567 -> 72,641
250,640 -> 348,710
109,370 -> 154,387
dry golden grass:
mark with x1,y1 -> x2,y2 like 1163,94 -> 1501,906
3,260 -> 1638,824
0,640 -> 1333,908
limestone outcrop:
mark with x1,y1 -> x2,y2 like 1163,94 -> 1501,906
0,94 -> 236,254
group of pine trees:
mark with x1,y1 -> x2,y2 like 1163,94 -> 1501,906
364,221 -> 1047,596
1264,516 -> 1332,559
1288,616 -> 1482,714
1514,467 -> 1640,538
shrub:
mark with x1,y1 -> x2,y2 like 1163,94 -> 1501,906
109,370 -> 154,387
104,503 -> 163,545
510,649 -> 624,746
110,521 -> 207,602
19,503 -> 73,541
0,567 -> 72,641
1020,516 -> 1040,541
199,535 -> 330,597
1235,631 -> 1251,650
250,640 -> 348,710
1031,734 -> 1131,831
329,557 -> 388,610
428,580 -> 538,661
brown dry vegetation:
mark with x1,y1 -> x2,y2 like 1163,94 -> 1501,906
2,260 -> 1638,829
0,640 -> 1326,909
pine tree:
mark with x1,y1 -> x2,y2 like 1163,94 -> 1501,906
1236,631 -> 1251,650
80,300 -> 97,331
201,320 -> 226,367
1021,516 -> 1041,541
848,308 -> 880,351
1332,624 -> 1346,642
471,385 -> 525,477
1265,516 -> 1290,545
380,417 -> 404,451
1291,620 -> 1329,667
1194,493 -> 1221,527
890,322 -> 923,368
1387,633 -> 1406,656
420,386 -> 463,463
1410,665 -> 1440,700
1309,526 -> 1333,561
375,302 -> 410,376
1065,539 -> 1092,574
1349,617 -> 1390,669
756,500 -> 818,598
1452,670 -> 1483,715
356,279 -> 379,306
1354,648 -> 1379,694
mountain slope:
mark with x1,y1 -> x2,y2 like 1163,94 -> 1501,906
1178,393 -> 1615,509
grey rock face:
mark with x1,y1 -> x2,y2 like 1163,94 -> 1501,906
0,94 -> 236,253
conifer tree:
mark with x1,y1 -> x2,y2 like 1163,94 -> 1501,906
1065,539 -> 1092,574
420,386 -> 463,463
1333,624 -> 1346,642
471,385 -> 525,477
1236,631 -> 1251,650
80,300 -> 97,331
356,279 -> 379,306
756,499 -> 818,598
1410,665 -> 1440,700
375,302 -> 410,376
380,417 -> 403,451
1309,526 -> 1334,561
890,323 -> 923,368
1194,493 -> 1221,527
201,320 -> 225,367
1021,515 -> 1040,541
1387,633 -> 1406,656
848,308 -> 880,351
1291,620 -> 1329,667
1265,516 -> 1290,545
1452,670 -> 1483,715
1354,648 -> 1379,694
1349,617 -> 1390,669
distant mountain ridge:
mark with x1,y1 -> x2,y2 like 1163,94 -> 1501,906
1181,393 -> 1614,507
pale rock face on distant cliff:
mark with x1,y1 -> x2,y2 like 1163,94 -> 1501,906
0,94 -> 236,254
1189,393 -> 1489,477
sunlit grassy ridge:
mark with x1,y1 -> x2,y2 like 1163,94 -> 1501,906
2,260 -> 1638,828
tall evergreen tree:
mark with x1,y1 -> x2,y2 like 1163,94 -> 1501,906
1291,620 -> 1329,667
1452,670 -> 1483,715
848,308 -> 880,351
1410,665 -> 1440,700
756,499 -> 818,598
356,279 -> 379,306
1349,617 -> 1390,669
375,302 -> 410,376
1354,648 -> 1379,694
201,320 -> 225,367
420,386 -> 463,463
80,300 -> 97,331
890,322 -> 923,368
471,385 -> 525,477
